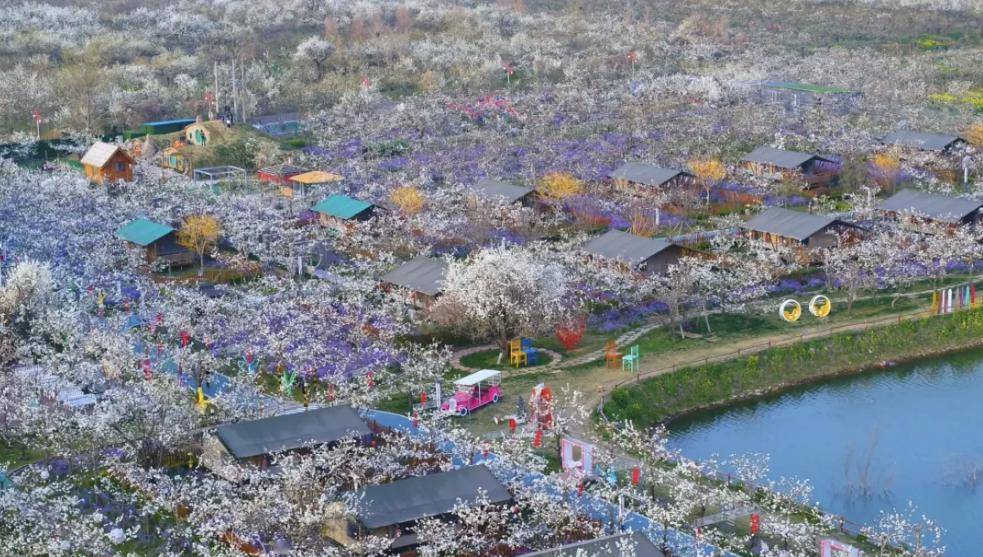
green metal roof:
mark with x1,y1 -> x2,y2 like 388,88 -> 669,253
311,195 -> 373,220
116,219 -> 175,246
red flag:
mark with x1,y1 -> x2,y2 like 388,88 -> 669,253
631,467 -> 640,485
420,391 -> 427,404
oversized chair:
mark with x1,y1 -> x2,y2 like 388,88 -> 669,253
509,339 -> 527,368
604,340 -> 622,368
521,338 -> 540,365
621,345 -> 640,373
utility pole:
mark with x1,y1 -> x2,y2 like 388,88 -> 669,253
213,62 -> 220,119
231,59 -> 238,125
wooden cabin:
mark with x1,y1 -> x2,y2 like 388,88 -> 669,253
607,162 -> 694,190
201,405 -> 371,482
379,256 -> 448,309
81,142 -> 135,184
524,532 -> 666,557
582,229 -> 695,276
311,194 -> 377,230
877,189 -> 983,230
116,219 -> 195,267
880,131 -> 967,155
740,146 -> 837,190
469,179 -> 536,206
741,207 -> 858,259
257,163 -> 308,186
325,465 -> 512,555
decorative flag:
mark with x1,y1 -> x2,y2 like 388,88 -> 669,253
631,467 -> 640,486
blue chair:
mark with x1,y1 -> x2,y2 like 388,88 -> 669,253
521,338 -> 540,365
622,345 -> 640,373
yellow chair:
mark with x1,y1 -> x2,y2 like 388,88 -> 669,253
509,339 -> 527,367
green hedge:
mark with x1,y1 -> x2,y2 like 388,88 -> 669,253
604,308 -> 983,428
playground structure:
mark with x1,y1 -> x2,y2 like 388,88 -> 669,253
780,299 -> 802,322
441,369 -> 502,416
193,166 -> 249,191
528,383 -> 554,430
931,283 -> 976,315
808,294 -> 832,318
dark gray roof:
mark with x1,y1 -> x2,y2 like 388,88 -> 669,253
741,146 -> 830,170
523,533 -> 666,557
215,405 -> 371,459
356,465 -> 511,529
608,162 -> 690,187
380,256 -> 448,296
472,179 -> 534,204
881,131 -> 965,152
877,189 -> 983,224
741,207 -> 840,241
582,229 -> 675,264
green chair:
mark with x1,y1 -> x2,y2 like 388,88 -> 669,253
622,345 -> 640,373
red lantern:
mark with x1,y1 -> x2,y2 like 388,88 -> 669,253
631,467 -> 640,486
508,418 -> 517,432
533,429 -> 542,448
750,513 -> 760,535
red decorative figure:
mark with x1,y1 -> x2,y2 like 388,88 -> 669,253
420,391 -> 427,404
750,513 -> 760,535
508,418 -> 517,432
631,467 -> 640,486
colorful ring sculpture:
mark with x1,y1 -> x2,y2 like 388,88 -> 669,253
809,295 -> 832,318
780,299 -> 802,322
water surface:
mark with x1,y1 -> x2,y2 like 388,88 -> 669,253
670,349 -> 983,556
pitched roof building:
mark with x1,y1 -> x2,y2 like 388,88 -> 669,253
741,146 -> 832,172
81,142 -> 135,184
607,162 -> 692,187
877,189 -> 983,225
471,179 -> 534,204
582,229 -> 692,275
213,405 -> 371,461
380,256 -> 448,306
741,207 -> 854,251
312,195 -> 376,225
880,131 -> 967,153
523,532 -> 666,557
116,219 -> 194,266
355,465 -> 511,530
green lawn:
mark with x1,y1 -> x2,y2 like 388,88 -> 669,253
460,348 -> 554,370
604,306 -> 983,428
0,440 -> 45,471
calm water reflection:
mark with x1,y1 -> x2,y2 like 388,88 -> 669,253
669,349 -> 983,556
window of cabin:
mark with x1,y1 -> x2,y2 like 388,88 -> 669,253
115,162 -> 125,172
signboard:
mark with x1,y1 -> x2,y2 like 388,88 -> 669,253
820,539 -> 861,557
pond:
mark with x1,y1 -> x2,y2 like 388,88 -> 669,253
669,348 -> 983,556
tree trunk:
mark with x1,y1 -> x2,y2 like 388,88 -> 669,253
198,251 -> 206,277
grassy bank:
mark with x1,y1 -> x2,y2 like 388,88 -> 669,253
604,307 -> 983,428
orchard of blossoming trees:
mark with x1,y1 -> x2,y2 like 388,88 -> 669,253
1,0 -> 981,555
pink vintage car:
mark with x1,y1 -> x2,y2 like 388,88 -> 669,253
442,369 -> 502,416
